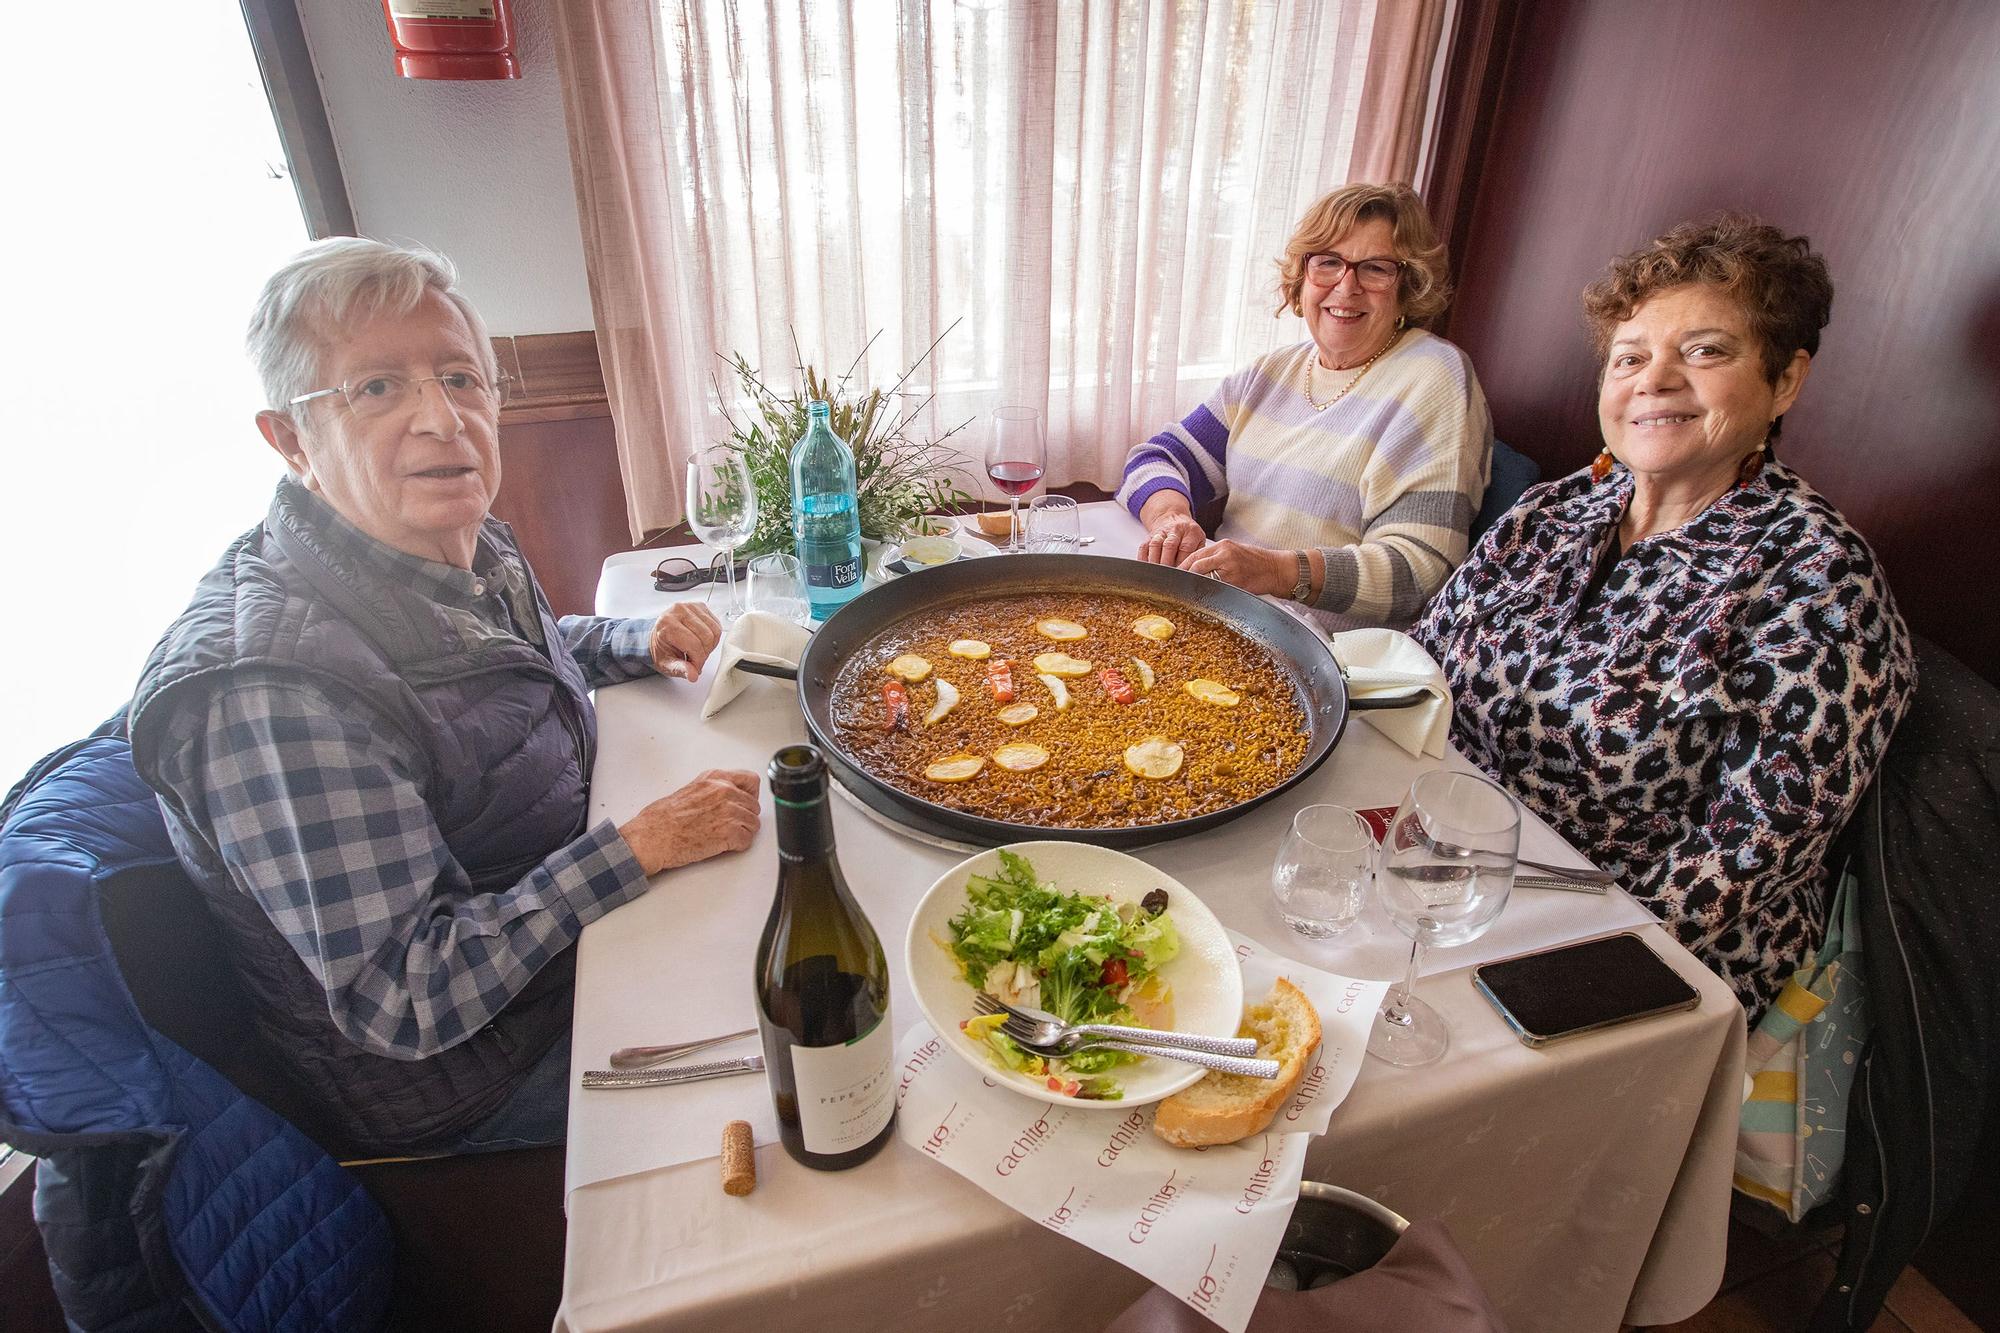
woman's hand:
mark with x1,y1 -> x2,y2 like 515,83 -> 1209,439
1180,540 -> 1295,598
1136,493 -> 1208,567
619,769 -> 761,874
650,603 -> 724,681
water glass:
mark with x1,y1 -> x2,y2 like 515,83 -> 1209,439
1025,495 -> 1080,553
1271,805 -> 1374,939
746,553 -> 810,626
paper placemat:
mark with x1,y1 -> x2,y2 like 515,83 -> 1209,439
892,933 -> 1388,1333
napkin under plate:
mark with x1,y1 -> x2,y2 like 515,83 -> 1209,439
701,611 -> 812,719
1329,628 -> 1453,759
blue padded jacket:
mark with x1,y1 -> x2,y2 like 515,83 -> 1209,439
0,731 -> 393,1332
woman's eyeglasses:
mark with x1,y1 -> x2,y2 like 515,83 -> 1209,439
652,553 -> 751,591
1304,253 -> 1402,291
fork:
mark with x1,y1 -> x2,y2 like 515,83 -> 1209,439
971,992 -> 1261,1057
1000,1023 -> 1282,1079
1517,858 -> 1616,884
607,1026 -> 759,1071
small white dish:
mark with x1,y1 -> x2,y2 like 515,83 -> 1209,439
900,534 -> 963,566
905,840 -> 1244,1107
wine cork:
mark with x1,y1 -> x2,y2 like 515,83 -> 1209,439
720,1120 -> 756,1196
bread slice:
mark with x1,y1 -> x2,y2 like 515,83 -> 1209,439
1151,977 -> 1322,1148
973,509 -> 1017,537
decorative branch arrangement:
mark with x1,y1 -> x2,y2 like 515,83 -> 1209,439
715,326 -> 976,556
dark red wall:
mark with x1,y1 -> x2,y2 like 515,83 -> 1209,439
1446,0 -> 2000,682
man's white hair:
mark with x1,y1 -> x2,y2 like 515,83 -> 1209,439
245,237 -> 496,412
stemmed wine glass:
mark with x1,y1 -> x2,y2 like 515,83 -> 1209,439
1370,770 -> 1520,1066
985,406 -> 1046,553
684,446 -> 758,624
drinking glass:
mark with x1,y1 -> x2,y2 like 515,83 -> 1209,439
1370,770 -> 1520,1066
684,446 -> 758,623
984,406 -> 1046,553
1271,805 -> 1374,939
1025,494 -> 1080,553
746,552 -> 809,625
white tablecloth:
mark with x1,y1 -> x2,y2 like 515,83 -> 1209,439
557,504 -> 1745,1333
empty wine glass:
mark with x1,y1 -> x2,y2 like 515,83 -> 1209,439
1370,770 -> 1519,1067
684,446 -> 758,623
985,406 -> 1046,553
1025,494 -> 1080,553
746,552 -> 809,626
1271,805 -> 1374,939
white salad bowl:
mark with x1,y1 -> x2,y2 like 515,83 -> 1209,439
904,839 -> 1244,1108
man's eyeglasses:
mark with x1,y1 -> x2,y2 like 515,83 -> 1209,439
1304,253 -> 1403,291
288,369 -> 513,420
652,552 -> 750,592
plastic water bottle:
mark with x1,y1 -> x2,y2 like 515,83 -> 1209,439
790,400 -> 864,620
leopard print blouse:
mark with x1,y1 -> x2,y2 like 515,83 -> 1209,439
1413,458 -> 1915,1021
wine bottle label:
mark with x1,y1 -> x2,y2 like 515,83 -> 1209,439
790,1016 -> 894,1155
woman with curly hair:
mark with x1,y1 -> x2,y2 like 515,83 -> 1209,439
1413,215 -> 1916,1020
1119,183 -> 1493,629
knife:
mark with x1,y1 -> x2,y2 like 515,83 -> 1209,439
582,1055 -> 766,1090
1512,874 -> 1610,896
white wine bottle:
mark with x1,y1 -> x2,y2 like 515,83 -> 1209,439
755,745 -> 896,1169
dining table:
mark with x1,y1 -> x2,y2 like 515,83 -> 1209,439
554,501 -> 1747,1333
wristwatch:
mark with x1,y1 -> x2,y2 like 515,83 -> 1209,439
1289,550 -> 1313,603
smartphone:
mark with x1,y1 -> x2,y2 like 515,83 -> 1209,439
1472,932 -> 1700,1047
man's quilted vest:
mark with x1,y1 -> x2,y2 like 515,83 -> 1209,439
127,481 -> 595,1156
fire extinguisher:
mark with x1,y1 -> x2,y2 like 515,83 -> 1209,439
382,0 -> 519,81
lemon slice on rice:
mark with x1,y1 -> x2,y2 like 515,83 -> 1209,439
1183,678 -> 1240,707
992,742 -> 1051,772
924,754 -> 986,783
1123,737 -> 1185,780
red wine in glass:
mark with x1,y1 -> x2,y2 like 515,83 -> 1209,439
986,461 -> 1043,495
985,407 -> 1046,552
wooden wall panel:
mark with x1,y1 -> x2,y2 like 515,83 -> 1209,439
1444,0 -> 2000,682
492,407 -> 629,619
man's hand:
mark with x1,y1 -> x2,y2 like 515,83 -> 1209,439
1180,540 -> 1294,597
650,603 -> 724,681
619,769 -> 761,875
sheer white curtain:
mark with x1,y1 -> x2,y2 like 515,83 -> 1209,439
556,0 -> 1448,537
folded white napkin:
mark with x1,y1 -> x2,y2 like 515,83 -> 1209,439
700,611 -> 813,719
1329,627 -> 1453,758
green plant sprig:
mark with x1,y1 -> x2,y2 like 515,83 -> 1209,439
713,325 -> 977,556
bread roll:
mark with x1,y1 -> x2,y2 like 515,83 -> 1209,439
1151,977 -> 1321,1148
974,510 -> 1017,537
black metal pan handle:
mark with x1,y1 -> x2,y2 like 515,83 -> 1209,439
731,659 -> 800,681
1347,687 -> 1430,711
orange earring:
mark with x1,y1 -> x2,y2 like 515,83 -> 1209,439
1736,443 -> 1766,487
1590,448 -> 1615,483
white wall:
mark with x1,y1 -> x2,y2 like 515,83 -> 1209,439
298,0 -> 594,335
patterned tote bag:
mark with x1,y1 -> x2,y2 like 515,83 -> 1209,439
1734,864 -> 1868,1221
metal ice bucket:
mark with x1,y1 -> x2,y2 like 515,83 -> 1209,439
1266,1183 -> 1411,1291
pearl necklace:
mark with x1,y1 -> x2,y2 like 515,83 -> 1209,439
1304,328 -> 1404,412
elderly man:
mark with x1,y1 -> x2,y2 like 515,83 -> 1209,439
125,238 -> 759,1157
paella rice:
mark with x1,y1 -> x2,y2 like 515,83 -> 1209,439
830,589 -> 1311,828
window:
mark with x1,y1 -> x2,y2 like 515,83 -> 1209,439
557,0 -> 1447,533
0,2 -> 309,785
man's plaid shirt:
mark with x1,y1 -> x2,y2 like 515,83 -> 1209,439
149,516 -> 659,1060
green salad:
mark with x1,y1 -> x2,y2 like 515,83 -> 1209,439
946,849 -> 1181,1100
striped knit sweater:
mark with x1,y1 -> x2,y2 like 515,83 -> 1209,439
1117,331 -> 1493,630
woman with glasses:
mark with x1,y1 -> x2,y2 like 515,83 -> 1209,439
122,238 -> 760,1158
1120,182 -> 1492,629
1412,216 -> 1915,1020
